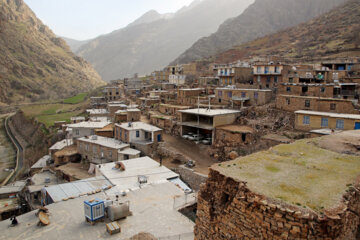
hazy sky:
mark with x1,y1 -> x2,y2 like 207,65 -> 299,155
24,0 -> 194,40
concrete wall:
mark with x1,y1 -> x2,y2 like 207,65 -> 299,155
295,113 -> 360,131
276,95 -> 358,114
213,114 -> 238,128
195,169 -> 360,240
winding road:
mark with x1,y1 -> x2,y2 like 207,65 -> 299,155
1,113 -> 24,185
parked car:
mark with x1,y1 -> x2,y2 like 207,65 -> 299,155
201,138 -> 212,145
192,134 -> 204,141
182,134 -> 191,140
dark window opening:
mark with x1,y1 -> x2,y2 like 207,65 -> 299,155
305,100 -> 311,108
242,133 -> 246,142
221,192 -> 230,205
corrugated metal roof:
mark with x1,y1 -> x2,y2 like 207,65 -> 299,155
43,176 -> 111,203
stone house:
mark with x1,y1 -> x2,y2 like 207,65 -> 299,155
150,115 -> 174,131
77,135 -> 130,164
103,86 -> 121,101
213,88 -> 272,107
67,121 -> 112,140
252,62 -> 291,89
214,64 -> 252,86
114,122 -> 163,155
159,104 -> 191,119
213,125 -> 254,147
276,95 -> 359,114
114,109 -> 141,123
295,110 -> 360,131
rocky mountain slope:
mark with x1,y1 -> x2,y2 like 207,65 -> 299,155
172,0 -> 348,65
77,0 -> 254,81
0,0 -> 105,104
61,37 -> 91,52
214,0 -> 360,63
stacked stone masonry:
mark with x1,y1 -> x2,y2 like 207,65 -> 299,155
194,169 -> 360,240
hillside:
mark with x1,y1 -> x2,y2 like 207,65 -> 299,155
0,0 -> 105,104
172,0 -> 348,65
214,0 -> 360,63
77,0 -> 254,81
61,37 -> 91,52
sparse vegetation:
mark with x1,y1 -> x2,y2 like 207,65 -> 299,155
63,93 -> 88,104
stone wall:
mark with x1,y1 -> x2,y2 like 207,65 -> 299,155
175,165 -> 207,192
195,169 -> 360,240
276,95 -> 358,114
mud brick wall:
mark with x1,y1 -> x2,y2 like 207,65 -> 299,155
195,169 -> 360,240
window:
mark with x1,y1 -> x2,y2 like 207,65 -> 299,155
286,98 -> 290,105
120,129 -> 122,137
257,75 -> 261,82
228,91 -> 233,98
274,76 -> 278,83
286,87 -> 291,92
289,78 -> 294,83
321,118 -> 328,128
229,79 -> 232,85
257,66 -> 261,73
275,66 -> 279,73
79,143 -> 82,150
90,129 -> 94,135
100,149 -> 104,158
85,144 -> 89,151
75,129 -> 80,136
336,119 -> 344,129
266,76 -> 271,83
93,145 -> 97,153
109,151 -> 112,158
305,100 -> 311,108
330,103 -> 336,110
303,116 -> 310,125
136,130 -> 140,138
241,92 -> 246,98
265,66 -> 269,74
254,92 -> 258,99
218,91 -> 223,97
125,132 -> 127,139
321,87 -> 325,93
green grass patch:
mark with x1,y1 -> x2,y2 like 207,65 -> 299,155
63,93 -> 88,104
265,165 -> 280,173
37,110 -> 83,128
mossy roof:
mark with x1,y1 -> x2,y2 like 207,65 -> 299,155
213,133 -> 360,212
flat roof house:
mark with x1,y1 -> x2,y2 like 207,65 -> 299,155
178,108 -> 241,143
295,110 -> 360,132
67,121 -> 111,139
77,135 -> 131,164
114,122 -> 163,155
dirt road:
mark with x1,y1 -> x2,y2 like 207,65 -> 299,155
162,134 -> 217,175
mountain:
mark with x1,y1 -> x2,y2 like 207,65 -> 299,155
77,0 -> 254,81
0,0 -> 105,104
61,37 -> 91,52
127,10 -> 164,28
172,0 -> 348,65
214,0 -> 360,63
